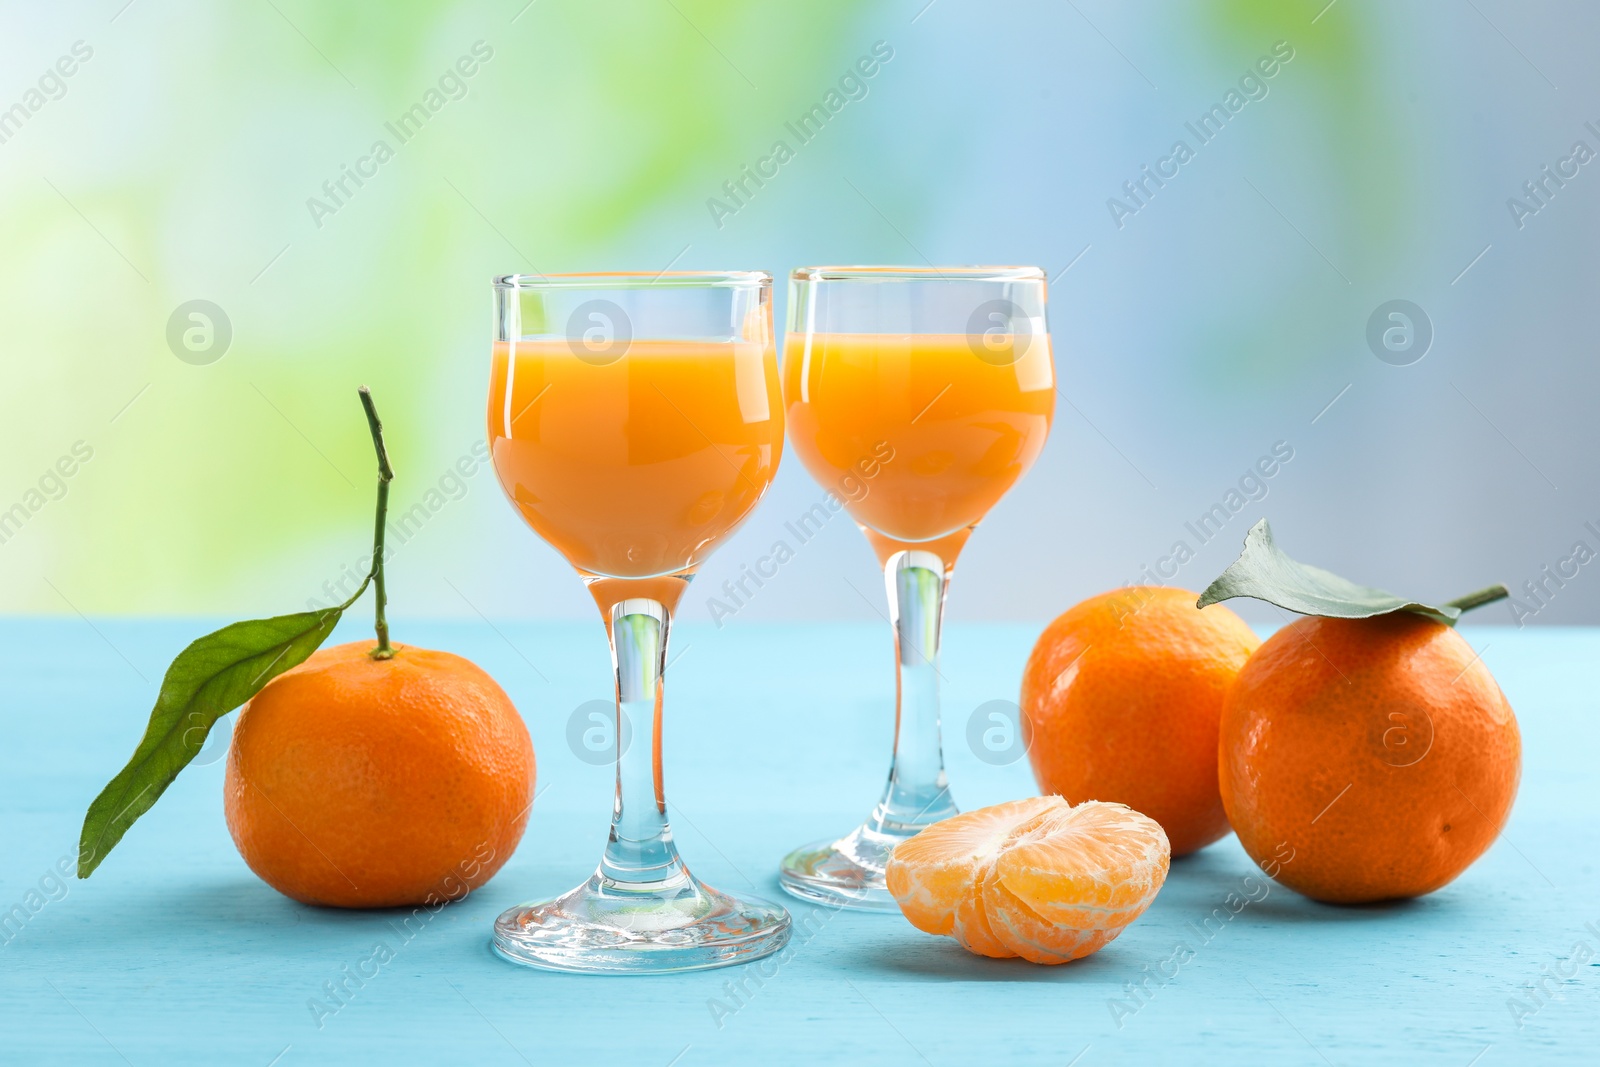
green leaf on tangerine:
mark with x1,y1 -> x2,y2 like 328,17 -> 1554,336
1196,519 -> 1505,627
77,599 -> 356,878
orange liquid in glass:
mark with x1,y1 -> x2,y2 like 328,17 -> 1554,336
488,339 -> 783,580
783,332 -> 1054,547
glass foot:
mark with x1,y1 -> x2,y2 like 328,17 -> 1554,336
492,869 -> 791,974
779,824 -> 919,912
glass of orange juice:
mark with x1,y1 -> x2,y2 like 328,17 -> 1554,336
778,266 -> 1055,910
487,271 -> 792,971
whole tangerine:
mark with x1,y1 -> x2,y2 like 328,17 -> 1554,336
1219,613 -> 1520,904
1020,586 -> 1260,856
224,641 -> 535,908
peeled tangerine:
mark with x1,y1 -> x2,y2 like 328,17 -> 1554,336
885,797 -> 1170,964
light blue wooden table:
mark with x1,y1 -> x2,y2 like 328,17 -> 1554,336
1,619 -> 1595,1065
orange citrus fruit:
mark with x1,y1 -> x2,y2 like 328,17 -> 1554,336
1020,587 -> 1260,855
1219,613 -> 1521,903
224,641 -> 536,908
886,797 -> 1170,964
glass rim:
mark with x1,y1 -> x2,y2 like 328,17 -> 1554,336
789,265 -> 1046,283
493,271 -> 771,290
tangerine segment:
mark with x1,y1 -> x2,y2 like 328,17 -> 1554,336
987,802 -> 1171,963
887,798 -> 1170,965
886,797 -> 1060,955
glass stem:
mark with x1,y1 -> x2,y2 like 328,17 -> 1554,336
868,550 -> 959,837
598,597 -> 690,889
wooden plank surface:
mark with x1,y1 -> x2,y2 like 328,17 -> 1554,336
1,619 -> 1594,1065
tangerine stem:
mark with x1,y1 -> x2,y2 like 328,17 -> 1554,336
1444,584 -> 1509,615
359,387 -> 395,659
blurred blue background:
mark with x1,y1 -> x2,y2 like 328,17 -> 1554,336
1,0 -> 1596,628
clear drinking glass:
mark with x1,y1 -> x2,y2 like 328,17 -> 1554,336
487,271 -> 792,971
778,266 -> 1055,910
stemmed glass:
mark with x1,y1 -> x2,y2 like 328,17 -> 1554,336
487,271 -> 792,971
778,266 -> 1055,910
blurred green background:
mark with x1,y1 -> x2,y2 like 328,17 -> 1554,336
2,0 -> 1594,623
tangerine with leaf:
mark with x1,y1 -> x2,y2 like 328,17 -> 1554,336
80,389 -> 536,909
1201,521 -> 1520,904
